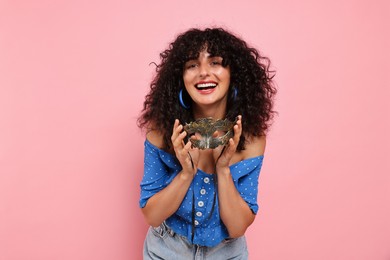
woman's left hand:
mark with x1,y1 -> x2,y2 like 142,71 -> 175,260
213,115 -> 242,169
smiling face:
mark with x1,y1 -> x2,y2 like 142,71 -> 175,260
183,50 -> 231,117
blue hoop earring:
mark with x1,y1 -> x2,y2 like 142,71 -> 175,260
232,87 -> 238,101
179,88 -> 190,109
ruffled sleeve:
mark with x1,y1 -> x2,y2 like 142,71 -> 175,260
230,156 -> 264,214
139,140 -> 181,208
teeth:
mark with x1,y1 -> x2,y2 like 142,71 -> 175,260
196,83 -> 217,89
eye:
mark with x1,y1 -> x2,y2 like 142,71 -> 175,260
185,61 -> 198,70
210,57 -> 223,66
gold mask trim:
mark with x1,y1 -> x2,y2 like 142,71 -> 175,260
184,117 -> 237,149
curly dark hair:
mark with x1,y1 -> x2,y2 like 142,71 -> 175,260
138,27 -> 276,151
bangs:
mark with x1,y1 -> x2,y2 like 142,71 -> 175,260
183,40 -> 230,67
171,28 -> 236,68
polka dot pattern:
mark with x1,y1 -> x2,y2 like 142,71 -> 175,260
139,139 -> 264,247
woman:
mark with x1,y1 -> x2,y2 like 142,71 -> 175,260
138,27 -> 276,259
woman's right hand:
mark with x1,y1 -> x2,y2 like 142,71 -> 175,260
171,119 -> 199,176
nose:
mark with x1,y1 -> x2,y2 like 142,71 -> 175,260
199,64 -> 209,78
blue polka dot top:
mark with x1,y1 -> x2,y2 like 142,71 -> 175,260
139,139 -> 264,247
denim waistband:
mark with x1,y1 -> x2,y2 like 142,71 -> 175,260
159,221 -> 175,237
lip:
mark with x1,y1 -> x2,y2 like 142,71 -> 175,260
195,81 -> 217,95
196,80 -> 218,85
195,81 -> 218,91
196,87 -> 216,95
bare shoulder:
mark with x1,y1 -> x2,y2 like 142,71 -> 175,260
146,128 -> 165,149
242,135 -> 266,159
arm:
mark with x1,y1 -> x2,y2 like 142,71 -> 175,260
214,116 -> 266,237
141,165 -> 193,227
216,167 -> 255,237
141,120 -> 199,227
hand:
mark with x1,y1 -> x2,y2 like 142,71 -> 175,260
213,115 -> 242,169
171,119 -> 199,176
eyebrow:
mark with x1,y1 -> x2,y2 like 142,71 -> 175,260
186,55 -> 222,61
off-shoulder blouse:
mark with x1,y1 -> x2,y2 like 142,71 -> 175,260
139,139 -> 263,247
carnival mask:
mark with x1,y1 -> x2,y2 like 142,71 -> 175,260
184,117 -> 237,149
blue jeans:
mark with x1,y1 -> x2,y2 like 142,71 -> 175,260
143,222 -> 249,260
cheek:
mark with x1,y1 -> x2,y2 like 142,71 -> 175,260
183,77 -> 193,92
183,71 -> 194,84
215,68 -> 230,81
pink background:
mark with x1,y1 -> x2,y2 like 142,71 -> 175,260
1,1 -> 389,259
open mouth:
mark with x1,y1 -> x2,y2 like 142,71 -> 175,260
195,83 -> 217,90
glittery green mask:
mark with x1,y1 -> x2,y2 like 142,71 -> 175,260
184,117 -> 237,149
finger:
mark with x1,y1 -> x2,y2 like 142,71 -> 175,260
176,135 -> 192,157
213,144 -> 223,155
174,129 -> 187,148
184,141 -> 197,169
173,119 -> 182,135
222,137 -> 237,158
186,151 -> 194,169
174,118 -> 179,128
226,117 -> 242,153
236,115 -> 242,130
183,140 -> 192,152
233,115 -> 242,141
171,119 -> 180,140
233,125 -> 240,142
190,135 -> 198,142
172,126 -> 186,149
194,132 -> 201,140
187,147 -> 200,170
